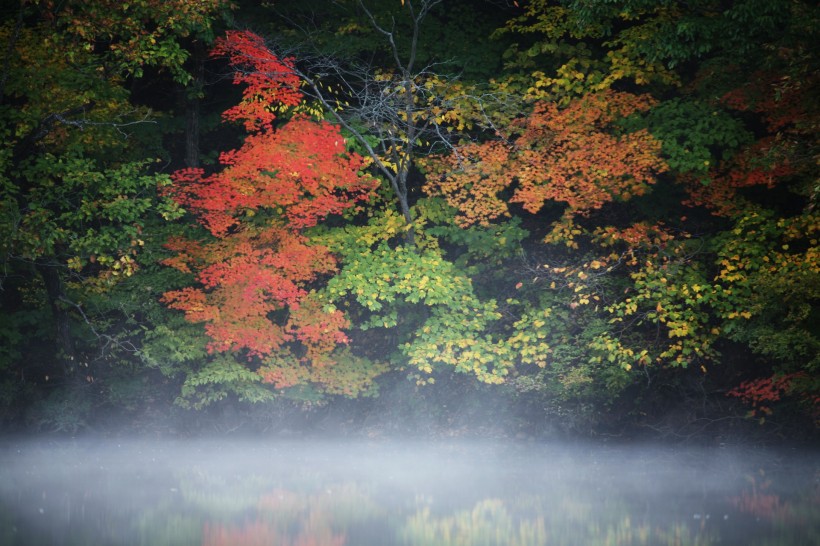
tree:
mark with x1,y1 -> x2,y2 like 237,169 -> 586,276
0,0 -> 227,428
426,90 -> 667,237
161,30 -> 383,398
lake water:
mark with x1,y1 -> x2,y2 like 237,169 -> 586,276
0,438 -> 816,545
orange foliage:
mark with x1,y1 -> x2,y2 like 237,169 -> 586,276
287,297 -> 350,363
593,222 -> 675,249
426,91 -> 666,227
426,140 -> 512,227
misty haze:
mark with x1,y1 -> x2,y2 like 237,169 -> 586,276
1,437 -> 817,545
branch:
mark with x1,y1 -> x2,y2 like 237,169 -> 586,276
58,295 -> 141,361
12,102 -> 159,160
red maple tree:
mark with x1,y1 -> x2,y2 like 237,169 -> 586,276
161,31 -> 376,385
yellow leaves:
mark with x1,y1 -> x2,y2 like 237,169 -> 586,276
67,256 -> 83,272
637,349 -> 650,366
667,322 -> 690,338
543,214 -> 583,248
336,22 -> 366,34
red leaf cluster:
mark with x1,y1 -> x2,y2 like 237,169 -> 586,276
682,137 -> 794,216
168,118 -> 374,237
727,372 -> 808,417
162,226 -> 342,358
687,69 -> 815,216
211,30 -> 303,132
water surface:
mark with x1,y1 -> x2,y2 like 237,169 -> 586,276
0,438 -> 816,545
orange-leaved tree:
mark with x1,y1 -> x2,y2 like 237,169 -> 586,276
426,90 -> 667,240
161,30 -> 380,396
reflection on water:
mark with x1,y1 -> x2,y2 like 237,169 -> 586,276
0,438 -> 817,545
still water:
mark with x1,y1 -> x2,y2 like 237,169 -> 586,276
0,438 -> 816,545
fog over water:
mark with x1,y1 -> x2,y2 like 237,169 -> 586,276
0,437 -> 817,545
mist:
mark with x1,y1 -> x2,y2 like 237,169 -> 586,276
1,436 -> 817,545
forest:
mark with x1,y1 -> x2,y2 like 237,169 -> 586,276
0,0 -> 817,442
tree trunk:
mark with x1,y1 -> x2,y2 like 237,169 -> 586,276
36,262 -> 77,378
183,43 -> 206,168
395,171 -> 417,248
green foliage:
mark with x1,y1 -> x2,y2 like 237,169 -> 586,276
0,0 -> 229,428
45,0 -> 232,84
710,211 -> 820,372
564,0 -> 797,68
625,98 -> 753,179
5,155 -> 171,282
177,356 -> 275,410
27,385 -> 93,433
495,0 -> 679,101
326,243 -> 471,314
403,298 -> 510,385
140,318 -> 211,376
318,201 -> 516,384
419,197 -> 529,279
323,240 -> 510,382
